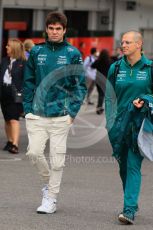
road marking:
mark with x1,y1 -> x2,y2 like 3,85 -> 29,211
0,157 -> 22,162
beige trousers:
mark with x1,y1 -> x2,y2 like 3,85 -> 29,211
25,115 -> 71,199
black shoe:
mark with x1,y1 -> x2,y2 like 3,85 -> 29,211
8,144 -> 19,154
96,108 -> 104,115
3,141 -> 13,151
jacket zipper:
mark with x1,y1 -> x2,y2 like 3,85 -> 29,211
64,97 -> 67,115
130,68 -> 133,76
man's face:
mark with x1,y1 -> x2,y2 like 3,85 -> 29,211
120,33 -> 141,57
46,23 -> 66,43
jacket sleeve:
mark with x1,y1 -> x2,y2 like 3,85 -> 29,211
0,62 -> 2,101
105,63 -> 117,131
0,58 -> 7,101
23,50 -> 36,114
83,56 -> 90,69
68,53 -> 87,118
0,58 -> 6,85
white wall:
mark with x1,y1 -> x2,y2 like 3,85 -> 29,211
3,0 -> 153,44
3,0 -> 110,11
114,1 -> 153,44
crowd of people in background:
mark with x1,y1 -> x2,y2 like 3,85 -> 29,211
83,46 -> 122,114
23,39 -> 35,60
0,38 -> 35,153
83,47 -> 97,105
91,49 -> 113,114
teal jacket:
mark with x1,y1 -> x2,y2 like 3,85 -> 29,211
23,39 -> 87,118
107,94 -> 153,159
105,54 -> 153,158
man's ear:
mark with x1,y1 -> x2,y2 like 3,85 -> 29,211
137,40 -> 143,49
63,28 -> 66,34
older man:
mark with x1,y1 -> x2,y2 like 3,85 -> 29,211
105,31 -> 152,224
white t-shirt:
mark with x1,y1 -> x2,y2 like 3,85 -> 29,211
3,58 -> 16,85
83,55 -> 97,80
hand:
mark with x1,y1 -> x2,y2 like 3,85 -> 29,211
70,117 -> 74,124
133,98 -> 144,108
67,116 -> 74,124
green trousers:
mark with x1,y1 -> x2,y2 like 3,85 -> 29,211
118,146 -> 143,214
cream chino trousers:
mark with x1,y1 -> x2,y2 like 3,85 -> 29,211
25,114 -> 71,199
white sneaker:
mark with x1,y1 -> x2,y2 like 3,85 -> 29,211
37,197 -> 57,214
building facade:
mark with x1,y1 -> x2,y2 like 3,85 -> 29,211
1,0 -> 153,58
115,0 -> 153,58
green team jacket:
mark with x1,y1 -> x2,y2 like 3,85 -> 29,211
105,55 -> 152,156
23,39 -> 87,118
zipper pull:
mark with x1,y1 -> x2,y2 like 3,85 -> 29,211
53,46 -> 54,51
64,98 -> 67,115
130,68 -> 133,76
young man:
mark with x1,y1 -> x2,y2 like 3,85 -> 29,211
105,31 -> 152,224
23,11 -> 86,214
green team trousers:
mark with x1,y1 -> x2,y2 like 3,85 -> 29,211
118,146 -> 143,214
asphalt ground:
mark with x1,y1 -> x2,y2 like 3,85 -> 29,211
0,98 -> 153,230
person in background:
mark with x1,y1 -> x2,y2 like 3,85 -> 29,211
111,46 -> 122,62
23,11 -> 86,214
0,38 -> 26,153
23,39 -> 35,60
105,31 -> 153,225
20,39 -> 35,119
91,49 -> 112,114
83,47 -> 97,104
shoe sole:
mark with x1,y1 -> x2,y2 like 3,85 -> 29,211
37,208 -> 56,214
37,210 -> 56,214
118,214 -> 134,225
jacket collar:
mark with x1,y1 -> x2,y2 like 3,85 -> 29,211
123,54 -> 151,68
46,38 -> 68,50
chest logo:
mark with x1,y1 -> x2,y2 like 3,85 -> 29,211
116,71 -> 126,81
37,54 -> 47,65
136,71 -> 147,80
57,56 -> 67,65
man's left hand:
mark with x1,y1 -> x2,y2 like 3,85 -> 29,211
133,98 -> 144,108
